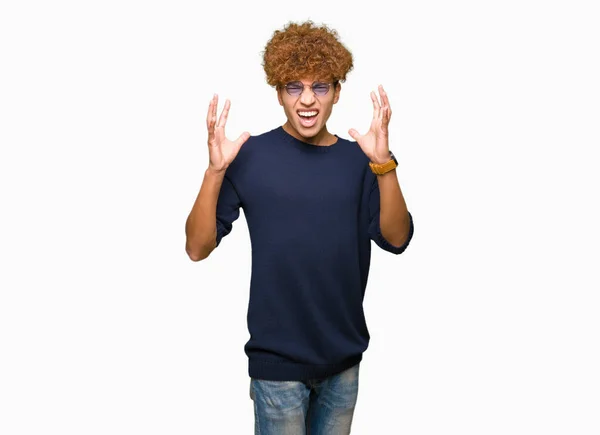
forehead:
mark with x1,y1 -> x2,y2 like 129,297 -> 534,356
291,76 -> 330,84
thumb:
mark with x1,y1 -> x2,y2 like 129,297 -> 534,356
348,129 -> 360,141
235,131 -> 251,148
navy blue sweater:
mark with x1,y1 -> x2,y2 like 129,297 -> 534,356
215,126 -> 414,381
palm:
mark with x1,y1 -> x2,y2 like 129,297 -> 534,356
209,125 -> 240,167
206,95 -> 249,172
348,85 -> 392,164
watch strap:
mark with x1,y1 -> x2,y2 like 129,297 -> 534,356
369,151 -> 398,175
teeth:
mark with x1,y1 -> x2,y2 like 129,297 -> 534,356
298,111 -> 318,117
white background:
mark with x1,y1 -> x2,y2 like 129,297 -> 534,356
1,0 -> 599,434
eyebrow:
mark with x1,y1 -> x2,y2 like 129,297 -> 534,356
289,80 -> 327,85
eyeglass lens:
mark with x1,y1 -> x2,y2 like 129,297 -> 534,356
285,82 -> 330,97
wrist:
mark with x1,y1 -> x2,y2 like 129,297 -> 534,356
371,157 -> 389,165
370,148 -> 392,165
369,150 -> 398,175
375,167 -> 396,177
206,166 -> 226,178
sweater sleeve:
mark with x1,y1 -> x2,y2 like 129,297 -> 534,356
215,174 -> 242,248
368,174 -> 414,254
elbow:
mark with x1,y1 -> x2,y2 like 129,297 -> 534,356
186,239 -> 215,262
187,250 -> 206,262
378,212 -> 414,255
379,228 -> 410,253
385,235 -> 409,249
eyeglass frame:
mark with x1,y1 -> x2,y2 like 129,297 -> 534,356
279,80 -> 340,97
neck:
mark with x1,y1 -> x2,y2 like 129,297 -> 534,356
282,121 -> 338,146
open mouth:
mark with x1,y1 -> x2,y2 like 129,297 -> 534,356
297,110 -> 319,127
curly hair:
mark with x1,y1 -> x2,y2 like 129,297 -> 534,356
262,21 -> 354,87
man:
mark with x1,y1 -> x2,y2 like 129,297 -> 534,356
185,20 -> 414,434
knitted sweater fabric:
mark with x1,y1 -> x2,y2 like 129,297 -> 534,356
215,126 -> 414,381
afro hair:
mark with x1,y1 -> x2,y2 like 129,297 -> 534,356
262,20 -> 354,87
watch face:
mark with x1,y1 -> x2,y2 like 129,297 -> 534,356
389,150 -> 398,165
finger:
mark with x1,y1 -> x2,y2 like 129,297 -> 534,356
212,94 -> 218,126
348,128 -> 361,141
207,95 -> 217,142
371,91 -> 380,119
376,86 -> 386,121
206,94 -> 216,130
235,131 -> 251,148
381,107 -> 389,131
379,85 -> 392,121
217,99 -> 231,129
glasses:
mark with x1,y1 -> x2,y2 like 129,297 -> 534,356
282,81 -> 337,97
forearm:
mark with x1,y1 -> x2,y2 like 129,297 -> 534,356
185,167 -> 226,261
377,168 -> 411,247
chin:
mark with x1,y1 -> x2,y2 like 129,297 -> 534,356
295,122 -> 321,138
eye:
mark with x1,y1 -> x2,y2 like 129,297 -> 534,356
286,82 -> 303,91
313,83 -> 329,94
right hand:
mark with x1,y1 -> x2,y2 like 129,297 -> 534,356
206,94 -> 250,173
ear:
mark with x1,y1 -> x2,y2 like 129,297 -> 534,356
333,82 -> 342,104
277,85 -> 284,106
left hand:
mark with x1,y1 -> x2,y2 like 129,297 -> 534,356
348,84 -> 392,164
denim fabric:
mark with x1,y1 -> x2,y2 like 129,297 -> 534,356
249,363 -> 360,434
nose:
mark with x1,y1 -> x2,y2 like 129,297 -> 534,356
299,86 -> 316,105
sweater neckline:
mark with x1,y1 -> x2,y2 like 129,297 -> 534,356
276,125 -> 340,153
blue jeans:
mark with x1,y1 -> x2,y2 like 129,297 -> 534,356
249,363 -> 360,435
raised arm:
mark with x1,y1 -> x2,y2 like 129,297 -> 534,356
185,94 -> 249,261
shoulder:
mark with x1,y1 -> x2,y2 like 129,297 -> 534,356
335,135 -> 370,161
334,135 -> 372,178
236,127 -> 279,156
225,127 -> 278,179
331,134 -> 375,189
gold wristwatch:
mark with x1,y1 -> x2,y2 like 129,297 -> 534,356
369,150 -> 398,175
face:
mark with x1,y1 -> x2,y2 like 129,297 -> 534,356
277,77 -> 341,144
